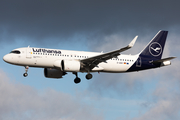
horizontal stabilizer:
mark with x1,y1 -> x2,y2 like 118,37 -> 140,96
152,57 -> 176,63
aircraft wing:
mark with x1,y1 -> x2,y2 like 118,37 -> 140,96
80,36 -> 138,70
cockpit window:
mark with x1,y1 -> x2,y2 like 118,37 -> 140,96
10,50 -> 21,54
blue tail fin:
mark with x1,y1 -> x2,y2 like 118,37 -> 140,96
139,30 -> 168,59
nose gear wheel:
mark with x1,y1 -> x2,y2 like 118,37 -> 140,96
23,73 -> 28,77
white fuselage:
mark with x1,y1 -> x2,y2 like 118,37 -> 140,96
3,47 -> 139,73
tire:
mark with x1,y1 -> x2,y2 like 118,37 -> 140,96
86,73 -> 92,80
23,73 -> 28,77
74,77 -> 81,84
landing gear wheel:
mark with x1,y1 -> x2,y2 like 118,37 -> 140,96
23,66 -> 29,77
73,72 -> 81,84
86,73 -> 93,80
74,77 -> 81,84
23,73 -> 28,77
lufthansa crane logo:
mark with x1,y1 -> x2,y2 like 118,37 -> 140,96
149,42 -> 162,56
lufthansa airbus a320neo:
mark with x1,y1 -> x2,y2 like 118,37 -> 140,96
3,30 -> 175,83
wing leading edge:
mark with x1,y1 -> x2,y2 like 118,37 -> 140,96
80,36 -> 138,71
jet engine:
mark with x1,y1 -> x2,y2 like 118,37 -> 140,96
61,60 -> 81,72
44,68 -> 65,78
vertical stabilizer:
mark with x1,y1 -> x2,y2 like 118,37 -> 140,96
139,30 -> 168,59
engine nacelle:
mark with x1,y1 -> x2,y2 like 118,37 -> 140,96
44,68 -> 64,78
53,60 -> 62,68
160,61 -> 171,67
61,60 -> 80,72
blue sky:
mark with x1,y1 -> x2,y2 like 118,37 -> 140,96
0,0 -> 180,120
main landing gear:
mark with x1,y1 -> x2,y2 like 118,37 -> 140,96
73,72 -> 81,84
86,73 -> 92,80
23,66 -> 29,77
73,72 -> 93,84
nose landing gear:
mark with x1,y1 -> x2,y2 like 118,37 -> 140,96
23,66 -> 29,77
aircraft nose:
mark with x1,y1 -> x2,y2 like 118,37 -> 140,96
3,54 -> 10,63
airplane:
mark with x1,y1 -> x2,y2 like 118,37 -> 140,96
3,30 -> 176,84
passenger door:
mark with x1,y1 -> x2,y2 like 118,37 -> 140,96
26,47 -> 32,59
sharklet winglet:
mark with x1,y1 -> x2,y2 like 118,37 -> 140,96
128,36 -> 138,48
